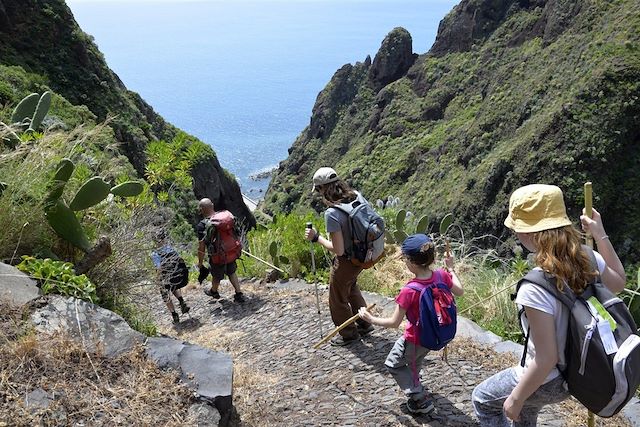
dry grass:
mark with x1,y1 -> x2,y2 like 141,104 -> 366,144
161,322 -> 282,426
0,304 -> 194,426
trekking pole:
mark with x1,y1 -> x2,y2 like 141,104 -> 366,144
584,182 -> 596,427
241,249 -> 285,273
307,222 -> 323,339
313,304 -> 376,349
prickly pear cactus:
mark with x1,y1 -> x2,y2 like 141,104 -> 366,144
11,93 -> 39,125
28,91 -> 52,132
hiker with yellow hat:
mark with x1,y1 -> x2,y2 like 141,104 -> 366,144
472,184 -> 626,425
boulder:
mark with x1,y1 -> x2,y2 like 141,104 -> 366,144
0,262 -> 41,308
368,27 -> 415,92
30,295 -> 144,358
146,337 -> 233,426
187,403 -> 222,427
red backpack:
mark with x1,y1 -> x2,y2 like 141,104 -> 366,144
203,210 -> 242,265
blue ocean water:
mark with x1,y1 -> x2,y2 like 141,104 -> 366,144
68,0 -> 457,199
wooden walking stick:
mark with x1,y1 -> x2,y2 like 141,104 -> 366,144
584,181 -> 596,427
313,304 -> 376,349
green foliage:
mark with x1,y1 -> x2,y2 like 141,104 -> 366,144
17,256 -> 98,303
145,132 -> 214,197
622,267 -> 640,327
268,240 -> 290,268
241,211 -> 328,282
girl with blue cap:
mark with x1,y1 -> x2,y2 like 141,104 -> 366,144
359,233 -> 464,415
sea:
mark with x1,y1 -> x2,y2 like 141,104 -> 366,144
67,0 -> 458,200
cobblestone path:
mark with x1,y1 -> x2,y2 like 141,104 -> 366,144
152,279 -> 630,427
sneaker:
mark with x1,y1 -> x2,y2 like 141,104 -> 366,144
406,397 -> 435,415
357,323 -> 374,336
204,289 -> 221,299
330,334 -> 359,347
234,292 -> 245,303
171,312 -> 180,324
180,302 -> 190,314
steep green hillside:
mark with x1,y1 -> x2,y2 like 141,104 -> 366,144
265,0 -> 640,261
0,0 -> 254,227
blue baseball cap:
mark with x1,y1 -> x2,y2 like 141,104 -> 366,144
401,233 -> 433,256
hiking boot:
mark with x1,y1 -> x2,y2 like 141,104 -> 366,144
406,397 -> 435,415
234,292 -> 245,303
330,334 -> 359,347
357,323 -> 374,336
171,312 -> 180,324
180,301 -> 190,314
204,289 -> 221,299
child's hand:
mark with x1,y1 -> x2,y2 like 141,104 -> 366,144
358,307 -> 373,323
580,207 -> 607,241
444,254 -> 455,270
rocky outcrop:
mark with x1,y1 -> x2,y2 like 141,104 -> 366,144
368,27 -> 416,92
31,295 -> 145,358
146,337 -> 234,425
0,262 -> 41,308
192,159 -> 256,229
308,62 -> 370,140
430,0 -> 517,55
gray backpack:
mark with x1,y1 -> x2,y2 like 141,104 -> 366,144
333,193 -> 385,269
516,247 -> 640,417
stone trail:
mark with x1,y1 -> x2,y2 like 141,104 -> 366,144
151,279 -> 624,427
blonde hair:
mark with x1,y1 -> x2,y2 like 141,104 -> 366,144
318,180 -> 357,205
531,225 -> 598,294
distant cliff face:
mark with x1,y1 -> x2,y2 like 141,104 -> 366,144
265,0 -> 640,261
0,0 -> 254,228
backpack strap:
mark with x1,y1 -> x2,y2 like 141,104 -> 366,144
404,281 -> 426,326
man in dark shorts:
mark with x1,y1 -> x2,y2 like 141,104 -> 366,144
196,198 -> 245,303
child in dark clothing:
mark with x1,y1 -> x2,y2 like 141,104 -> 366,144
359,233 -> 463,415
151,230 -> 190,323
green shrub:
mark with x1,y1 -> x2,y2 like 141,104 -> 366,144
241,211 -> 329,282
17,256 -> 98,303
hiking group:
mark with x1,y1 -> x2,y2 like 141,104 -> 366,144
154,164 -> 639,424
304,167 -> 639,423
152,197 -> 245,324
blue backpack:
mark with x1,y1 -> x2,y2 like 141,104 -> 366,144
405,270 -> 457,350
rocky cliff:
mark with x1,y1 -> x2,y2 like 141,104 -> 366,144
0,0 -> 254,228
265,0 -> 640,261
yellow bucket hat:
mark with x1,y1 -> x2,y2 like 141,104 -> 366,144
504,184 -> 572,233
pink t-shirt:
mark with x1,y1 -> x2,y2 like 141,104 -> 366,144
395,268 -> 454,345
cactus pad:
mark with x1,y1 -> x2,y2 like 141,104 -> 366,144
28,91 -> 52,132
69,176 -> 111,211
110,181 -> 144,197
11,93 -> 39,125
53,158 -> 75,182
45,200 -> 90,252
